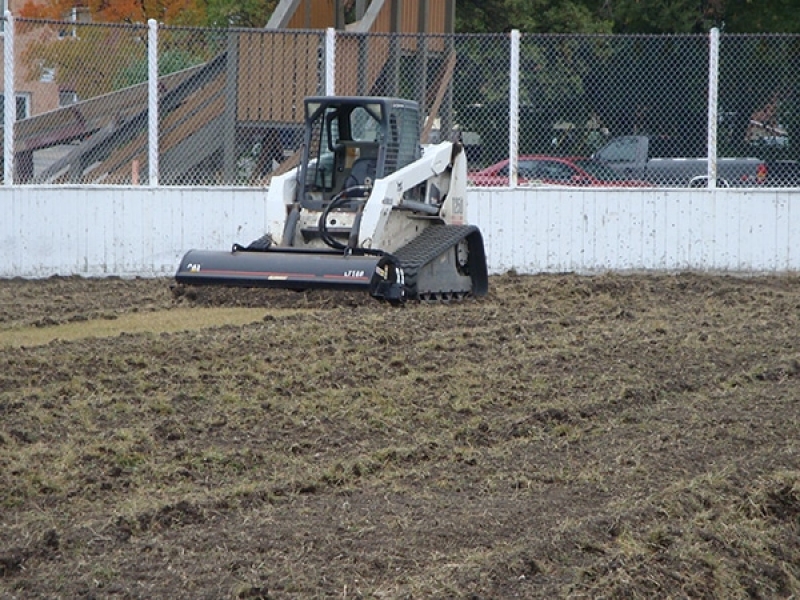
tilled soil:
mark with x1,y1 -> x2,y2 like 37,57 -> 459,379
1,273 -> 799,599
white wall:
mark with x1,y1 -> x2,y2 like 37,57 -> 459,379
0,186 -> 272,278
1,185 -> 799,278
470,187 -> 800,274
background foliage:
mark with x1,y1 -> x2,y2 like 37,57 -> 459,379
16,0 -> 800,33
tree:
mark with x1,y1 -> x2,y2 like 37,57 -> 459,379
22,24 -> 148,99
17,0 -> 800,34
454,0 -> 800,34
17,0 -> 283,28
20,13 -> 222,99
712,0 -> 800,33
455,0 -> 511,33
456,0 -> 611,34
205,0 -> 279,28
112,48 -> 209,89
19,0 -> 207,26
606,0 -> 714,33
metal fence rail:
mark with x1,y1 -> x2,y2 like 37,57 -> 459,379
2,14 -> 799,187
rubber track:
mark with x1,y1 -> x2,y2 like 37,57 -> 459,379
392,224 -> 480,300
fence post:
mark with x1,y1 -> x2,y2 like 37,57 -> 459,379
223,29 -> 239,183
325,27 -> 336,96
707,27 -> 720,189
148,19 -> 158,186
4,11 -> 14,186
508,29 -> 520,189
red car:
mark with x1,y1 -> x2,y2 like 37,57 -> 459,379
468,155 -> 651,187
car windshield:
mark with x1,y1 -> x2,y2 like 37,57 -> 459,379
497,160 -> 537,178
574,159 -> 626,182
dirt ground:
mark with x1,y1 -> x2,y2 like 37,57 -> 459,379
0,273 -> 798,599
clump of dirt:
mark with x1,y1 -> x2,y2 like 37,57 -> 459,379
1,272 -> 799,599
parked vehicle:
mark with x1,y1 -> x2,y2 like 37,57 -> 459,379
467,155 -> 651,187
592,135 -> 768,188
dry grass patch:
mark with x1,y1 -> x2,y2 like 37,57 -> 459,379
0,307 -> 305,348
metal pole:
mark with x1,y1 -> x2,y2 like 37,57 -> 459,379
325,27 -> 336,96
509,30 -> 520,189
335,0 -> 346,30
416,0 -> 428,114
355,0 -> 367,19
390,0 -> 401,95
147,19 -> 159,186
4,11 -> 14,186
222,28 -> 239,184
707,27 -> 720,190
441,0 -> 456,140
357,34 -> 367,95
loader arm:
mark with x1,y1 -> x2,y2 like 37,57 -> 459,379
359,141 -> 468,250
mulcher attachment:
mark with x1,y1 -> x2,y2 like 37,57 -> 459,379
175,225 -> 487,304
176,246 -> 407,303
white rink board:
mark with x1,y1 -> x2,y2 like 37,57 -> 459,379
1,185 -> 799,278
468,187 -> 800,275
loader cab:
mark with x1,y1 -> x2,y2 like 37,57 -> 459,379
299,97 -> 421,210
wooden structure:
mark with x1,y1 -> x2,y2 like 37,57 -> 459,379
242,0 -> 460,178
267,0 -> 455,35
246,0 -> 457,139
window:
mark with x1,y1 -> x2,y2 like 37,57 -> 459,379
0,93 -> 31,120
498,161 -> 539,179
595,137 -> 637,163
59,90 -> 79,107
40,68 -> 56,83
517,160 -> 539,179
58,6 -> 90,39
390,107 -> 420,174
349,106 -> 380,142
1,0 -> 8,34
540,161 -> 575,182
575,159 -> 625,182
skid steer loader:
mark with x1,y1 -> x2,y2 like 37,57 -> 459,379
175,96 -> 488,303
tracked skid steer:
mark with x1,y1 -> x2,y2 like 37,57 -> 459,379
175,96 -> 488,304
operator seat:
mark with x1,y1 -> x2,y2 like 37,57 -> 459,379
344,158 -> 377,191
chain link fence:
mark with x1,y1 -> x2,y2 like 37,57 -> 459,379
8,18 -> 149,184
3,16 -> 799,187
720,35 -> 799,165
153,26 -> 322,186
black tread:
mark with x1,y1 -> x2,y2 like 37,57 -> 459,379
392,225 -> 483,300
